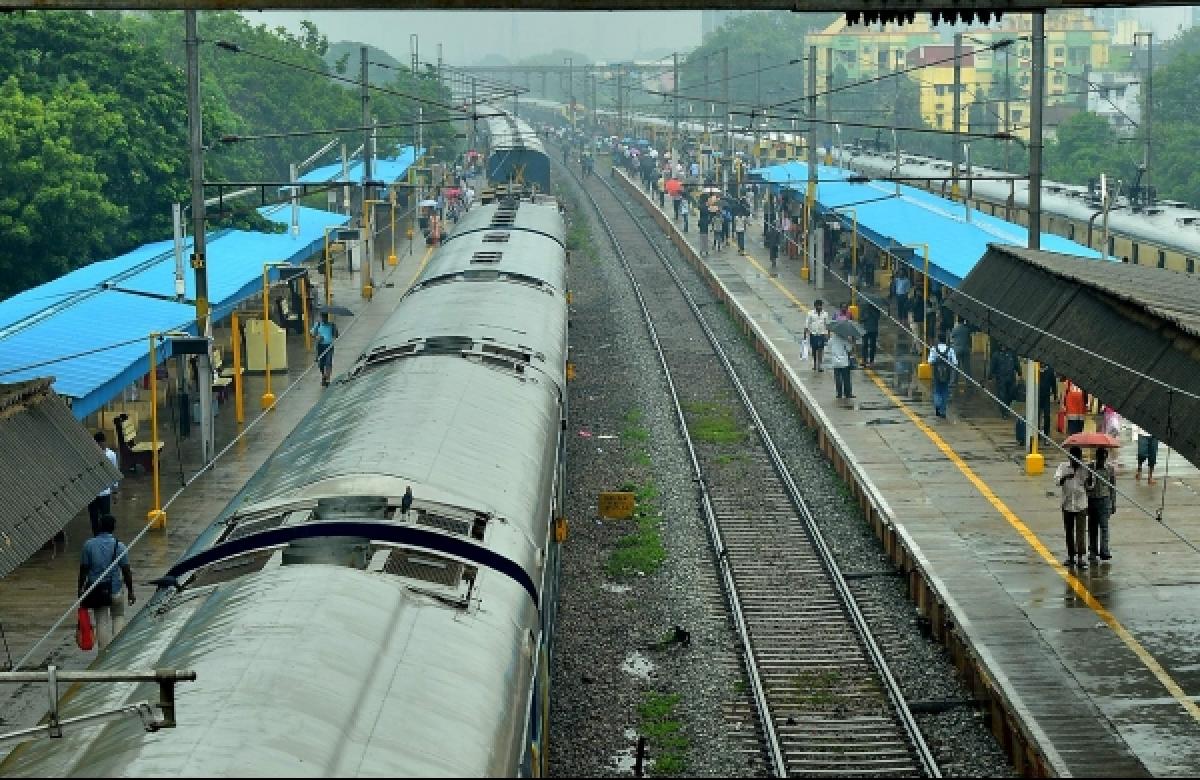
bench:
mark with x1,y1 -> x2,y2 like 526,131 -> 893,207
211,347 -> 234,403
113,413 -> 163,475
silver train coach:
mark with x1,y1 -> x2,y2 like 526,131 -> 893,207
2,195 -> 569,777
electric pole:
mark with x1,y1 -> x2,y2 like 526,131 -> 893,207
185,10 -> 214,463
361,46 -> 374,299
952,32 -> 962,201
807,44 -> 818,286
825,47 -> 833,165
1024,11 -> 1046,473
723,46 -> 730,192
673,52 -> 680,163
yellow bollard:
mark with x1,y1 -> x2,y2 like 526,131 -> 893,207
231,311 -> 244,424
147,334 -> 166,530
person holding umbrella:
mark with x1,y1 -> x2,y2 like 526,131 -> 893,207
827,317 -> 864,399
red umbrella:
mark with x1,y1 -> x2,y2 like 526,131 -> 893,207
664,178 -> 683,196
1062,432 -> 1121,448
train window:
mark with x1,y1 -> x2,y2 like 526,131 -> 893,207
483,232 -> 511,243
1158,250 -> 1167,269
1188,258 -> 1195,273
1067,223 -> 1075,240
1131,243 -> 1139,264
1107,236 -> 1115,257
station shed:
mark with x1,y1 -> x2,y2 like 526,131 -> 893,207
0,205 -> 350,420
950,244 -> 1200,468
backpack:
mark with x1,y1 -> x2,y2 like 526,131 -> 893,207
933,345 -> 953,384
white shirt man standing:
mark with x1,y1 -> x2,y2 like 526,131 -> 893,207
88,431 -> 119,536
803,299 -> 832,372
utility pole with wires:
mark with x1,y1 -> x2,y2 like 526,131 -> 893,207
360,46 -> 374,300
723,46 -> 730,193
185,10 -> 215,465
825,47 -> 833,166
673,53 -> 680,163
806,44 -> 818,286
1024,11 -> 1046,475
952,32 -> 962,202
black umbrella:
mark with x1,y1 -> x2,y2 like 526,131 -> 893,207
317,304 -> 355,317
828,318 -> 866,340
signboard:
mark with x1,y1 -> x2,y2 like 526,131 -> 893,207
598,492 -> 636,519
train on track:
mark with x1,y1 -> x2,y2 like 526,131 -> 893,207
2,194 -> 569,777
522,95 -> 1200,273
481,109 -> 551,193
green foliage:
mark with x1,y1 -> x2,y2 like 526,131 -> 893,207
607,479 -> 665,579
0,10 -> 461,301
637,691 -> 688,776
683,401 -> 745,444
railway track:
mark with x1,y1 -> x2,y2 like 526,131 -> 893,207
561,159 -> 940,778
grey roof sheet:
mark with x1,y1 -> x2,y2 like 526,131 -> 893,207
0,380 -> 122,577
1001,246 -> 1200,339
949,246 -> 1200,467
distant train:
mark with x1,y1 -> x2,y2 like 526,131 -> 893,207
521,96 -> 1200,273
481,109 -> 551,193
2,195 -> 570,777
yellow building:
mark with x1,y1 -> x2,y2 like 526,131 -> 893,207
907,44 -> 980,133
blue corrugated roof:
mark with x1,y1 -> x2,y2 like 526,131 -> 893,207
297,146 -> 422,185
0,205 -> 351,419
0,291 -> 196,420
750,161 -> 1103,286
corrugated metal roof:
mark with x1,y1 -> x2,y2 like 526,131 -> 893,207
750,161 -> 1101,286
296,146 -> 421,185
0,206 -> 351,420
0,380 -> 122,577
949,245 -> 1200,467
0,291 -> 196,419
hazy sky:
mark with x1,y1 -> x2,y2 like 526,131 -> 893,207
243,10 -> 704,65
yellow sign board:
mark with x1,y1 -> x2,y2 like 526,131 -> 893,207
598,492 -> 636,519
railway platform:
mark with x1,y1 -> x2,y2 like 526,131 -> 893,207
0,224 -> 438,746
616,168 -> 1200,776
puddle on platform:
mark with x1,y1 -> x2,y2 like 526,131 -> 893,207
620,650 -> 654,680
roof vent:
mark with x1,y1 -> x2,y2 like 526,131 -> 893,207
482,232 -> 511,243
472,251 -> 503,264
384,549 -> 465,587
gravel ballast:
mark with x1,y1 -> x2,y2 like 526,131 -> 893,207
549,162 -> 1015,778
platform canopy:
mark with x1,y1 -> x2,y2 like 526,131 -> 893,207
0,205 -> 350,419
297,146 -> 422,187
949,245 -> 1200,466
751,160 -> 1100,287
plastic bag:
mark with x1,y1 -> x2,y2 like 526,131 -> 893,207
800,339 -> 811,361
76,607 -> 94,651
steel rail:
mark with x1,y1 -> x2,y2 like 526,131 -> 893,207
557,158 -> 787,777
562,149 -> 940,776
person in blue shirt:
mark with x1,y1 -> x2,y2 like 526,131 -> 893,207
928,332 -> 958,419
77,514 -> 134,650
311,312 -> 340,387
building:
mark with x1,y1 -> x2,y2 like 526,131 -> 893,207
1086,71 -> 1141,135
805,16 -> 940,85
907,44 -> 976,133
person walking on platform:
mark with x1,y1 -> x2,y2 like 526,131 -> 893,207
949,318 -> 972,390
1062,379 -> 1087,435
1133,423 -> 1159,485
928,333 -> 957,419
990,345 -> 1020,419
829,332 -> 855,399
1085,448 -> 1117,562
681,197 -> 691,233
766,222 -> 780,276
734,212 -> 747,255
311,312 -> 340,387
804,299 -> 831,372
88,432 -> 120,536
1056,446 -> 1090,569
710,210 -> 724,252
698,207 -> 709,256
1038,363 -> 1058,436
890,269 -> 911,321
860,296 -> 881,367
78,514 -> 135,650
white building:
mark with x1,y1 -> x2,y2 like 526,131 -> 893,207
1087,71 -> 1141,135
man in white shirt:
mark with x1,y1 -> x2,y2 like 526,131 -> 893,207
89,431 -> 120,536
828,333 -> 855,399
1055,446 -> 1089,569
803,299 -> 831,372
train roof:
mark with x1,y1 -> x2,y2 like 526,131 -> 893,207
481,108 -> 545,155
2,564 -> 534,776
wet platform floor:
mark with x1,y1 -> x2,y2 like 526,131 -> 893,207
620,169 -> 1200,776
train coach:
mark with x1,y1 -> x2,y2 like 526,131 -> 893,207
1,195 -> 570,777
481,109 -> 551,193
